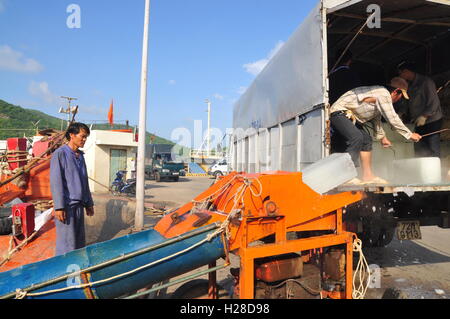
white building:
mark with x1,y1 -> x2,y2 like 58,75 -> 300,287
83,130 -> 138,194
0,141 -> 6,153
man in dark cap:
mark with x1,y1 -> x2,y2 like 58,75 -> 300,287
398,61 -> 443,157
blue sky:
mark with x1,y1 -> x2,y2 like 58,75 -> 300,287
0,0 -> 318,148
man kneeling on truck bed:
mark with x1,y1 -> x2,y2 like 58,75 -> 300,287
330,77 -> 422,185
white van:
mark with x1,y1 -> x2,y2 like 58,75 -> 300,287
208,158 -> 228,178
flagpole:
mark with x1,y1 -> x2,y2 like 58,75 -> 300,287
135,0 -> 151,231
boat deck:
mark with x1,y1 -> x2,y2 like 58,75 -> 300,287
0,220 -> 56,273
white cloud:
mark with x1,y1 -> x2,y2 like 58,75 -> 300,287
243,41 -> 285,76
213,93 -> 224,100
28,81 -> 59,105
0,45 -> 44,73
82,105 -> 108,116
168,80 -> 176,85
237,86 -> 247,95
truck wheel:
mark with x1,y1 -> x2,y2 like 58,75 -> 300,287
173,176 -> 179,182
375,213 -> 396,247
360,216 -> 382,248
155,172 -> 161,182
214,171 -> 223,179
377,227 -> 395,247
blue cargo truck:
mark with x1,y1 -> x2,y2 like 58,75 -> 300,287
145,144 -> 186,182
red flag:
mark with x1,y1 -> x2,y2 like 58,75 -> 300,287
108,99 -> 114,126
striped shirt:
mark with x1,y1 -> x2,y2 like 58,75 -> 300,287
330,86 -> 413,140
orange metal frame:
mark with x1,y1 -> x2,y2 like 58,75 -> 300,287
237,210 -> 355,298
154,171 -> 364,299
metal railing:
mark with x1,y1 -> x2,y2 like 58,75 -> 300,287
190,150 -> 225,159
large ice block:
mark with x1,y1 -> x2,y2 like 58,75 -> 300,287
393,157 -> 441,184
302,153 -> 357,194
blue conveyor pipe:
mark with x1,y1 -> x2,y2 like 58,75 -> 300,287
0,223 -> 225,299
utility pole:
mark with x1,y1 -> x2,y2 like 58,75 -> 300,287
59,96 -> 78,127
135,0 -> 151,231
205,99 -> 211,157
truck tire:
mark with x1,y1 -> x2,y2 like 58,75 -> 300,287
360,212 -> 396,248
377,227 -> 395,247
360,216 -> 382,248
214,171 -> 223,179
172,176 -> 179,182
0,217 -> 12,235
375,212 -> 396,247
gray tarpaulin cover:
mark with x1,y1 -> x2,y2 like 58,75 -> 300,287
233,2 -> 325,132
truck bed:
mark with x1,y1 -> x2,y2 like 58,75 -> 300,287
336,182 -> 450,194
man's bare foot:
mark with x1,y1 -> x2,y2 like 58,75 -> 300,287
361,174 -> 377,182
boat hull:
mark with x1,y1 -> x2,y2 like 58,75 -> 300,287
0,224 -> 225,299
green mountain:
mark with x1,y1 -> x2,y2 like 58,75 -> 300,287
0,99 -> 63,140
0,99 -> 175,145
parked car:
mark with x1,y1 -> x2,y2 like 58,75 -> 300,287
208,158 -> 228,179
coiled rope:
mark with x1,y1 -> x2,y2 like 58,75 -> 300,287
352,237 -> 371,299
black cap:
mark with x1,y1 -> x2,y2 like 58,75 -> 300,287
397,61 -> 416,72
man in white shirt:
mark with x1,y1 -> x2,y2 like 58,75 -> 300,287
330,77 -> 422,184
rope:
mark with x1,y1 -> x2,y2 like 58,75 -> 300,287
192,174 -> 240,207
352,237 -> 371,299
0,231 -> 39,268
15,289 -> 28,299
88,176 -> 112,192
31,200 -> 54,211
329,11 -> 377,76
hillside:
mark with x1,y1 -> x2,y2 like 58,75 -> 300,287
0,99 -> 63,140
0,99 -> 175,145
